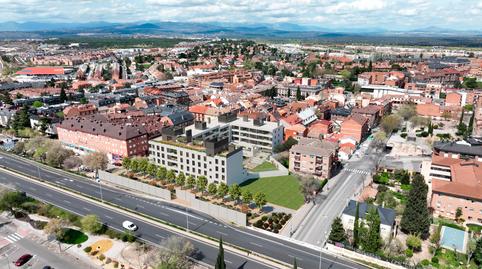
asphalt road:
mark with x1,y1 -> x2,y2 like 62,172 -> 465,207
0,152 -> 366,269
293,140 -> 383,246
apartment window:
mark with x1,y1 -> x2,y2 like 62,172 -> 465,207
222,160 -> 225,166
215,159 -> 218,164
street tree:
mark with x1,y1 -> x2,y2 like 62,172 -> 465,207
208,183 -> 217,196
400,174 -> 431,239
329,217 -> 347,243
0,191 -> 28,214
217,183 -> 229,198
46,142 -> 74,168
215,238 -> 226,269
122,157 -> 131,170
241,189 -> 252,205
197,176 -> 208,194
62,156 -> 82,170
156,236 -> 195,269
353,202 -> 360,248
299,177 -> 320,202
176,172 -> 186,187
381,114 -> 402,134
254,192 -> 267,209
397,104 -> 417,120
228,184 -> 241,202
82,152 -> 108,176
474,237 -> 482,265
156,166 -> 167,181
166,170 -> 176,183
44,218 -> 68,241
80,214 -> 103,234
146,163 -> 157,177
186,175 -> 195,189
361,207 -> 381,253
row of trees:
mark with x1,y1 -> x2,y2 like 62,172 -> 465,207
121,157 -> 268,209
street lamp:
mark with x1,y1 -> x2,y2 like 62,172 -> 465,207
186,206 -> 189,233
96,178 -> 103,203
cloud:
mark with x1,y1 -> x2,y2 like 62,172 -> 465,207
398,8 -> 418,16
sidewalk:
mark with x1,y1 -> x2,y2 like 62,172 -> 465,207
279,202 -> 314,237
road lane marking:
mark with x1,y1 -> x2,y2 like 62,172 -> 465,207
159,212 -> 170,217
63,200 -> 71,204
82,207 -> 91,212
136,204 -> 145,209
250,242 -> 263,248
105,215 -> 113,220
216,231 -> 228,236
155,234 -> 165,239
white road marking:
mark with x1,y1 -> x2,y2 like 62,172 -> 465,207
250,242 -> 263,248
159,212 -> 170,217
216,231 -> 228,236
105,215 -> 113,220
63,200 -> 71,204
82,207 -> 91,212
155,234 -> 165,239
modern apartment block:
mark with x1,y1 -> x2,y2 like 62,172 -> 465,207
230,116 -> 284,157
148,126 -> 247,185
289,137 -> 338,178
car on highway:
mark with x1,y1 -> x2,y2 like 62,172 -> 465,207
14,254 -> 33,266
122,220 -> 138,231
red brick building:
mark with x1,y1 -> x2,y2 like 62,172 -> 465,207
340,115 -> 369,143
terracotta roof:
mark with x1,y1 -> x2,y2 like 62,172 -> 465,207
432,159 -> 482,200
189,105 -> 208,114
16,67 -> 65,75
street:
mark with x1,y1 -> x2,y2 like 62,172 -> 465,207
0,152 -> 366,269
293,140 -> 383,246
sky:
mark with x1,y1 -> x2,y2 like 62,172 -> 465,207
1,0 -> 481,31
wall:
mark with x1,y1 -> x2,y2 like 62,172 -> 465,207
98,170 -> 171,200
325,244 -> 406,269
176,188 -> 246,226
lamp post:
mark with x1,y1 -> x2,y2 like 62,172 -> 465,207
186,206 -> 189,232
96,178 -> 103,203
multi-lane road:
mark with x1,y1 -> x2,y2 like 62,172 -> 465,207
0,152 -> 366,269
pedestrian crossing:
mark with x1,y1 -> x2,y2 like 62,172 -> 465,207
4,232 -> 23,243
345,168 -> 370,175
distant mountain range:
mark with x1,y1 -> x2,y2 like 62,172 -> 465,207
0,21 -> 481,38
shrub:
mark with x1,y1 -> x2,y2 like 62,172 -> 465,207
98,254 -> 105,261
83,246 -> 92,253
255,220 -> 263,228
406,235 -> 422,251
431,256 -> 439,264
113,261 -> 119,268
273,229 -> 279,233
261,216 -> 268,222
106,258 -> 112,264
421,131 -> 429,137
263,223 -> 269,229
400,133 -> 408,138
405,248 -> 413,257
420,259 -> 430,267
90,250 -> 98,256
280,219 -> 286,225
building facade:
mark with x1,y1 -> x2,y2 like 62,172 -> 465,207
289,137 -> 338,179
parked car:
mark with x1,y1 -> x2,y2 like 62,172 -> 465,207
14,254 -> 32,266
122,220 -> 138,231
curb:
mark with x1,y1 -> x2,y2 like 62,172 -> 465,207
0,166 -> 291,269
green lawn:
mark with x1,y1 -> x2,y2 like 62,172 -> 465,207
250,161 -> 278,172
240,175 -> 304,210
59,228 -> 88,244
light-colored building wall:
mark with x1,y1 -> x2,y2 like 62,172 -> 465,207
341,214 -> 393,240
230,118 -> 284,157
431,193 -> 482,223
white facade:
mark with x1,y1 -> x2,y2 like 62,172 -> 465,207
230,117 -> 284,157
341,214 -> 393,240
148,139 -> 248,185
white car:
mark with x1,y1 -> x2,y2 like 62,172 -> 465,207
122,220 -> 138,231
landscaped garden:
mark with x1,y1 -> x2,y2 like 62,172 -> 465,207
249,161 -> 278,172
240,175 -> 304,210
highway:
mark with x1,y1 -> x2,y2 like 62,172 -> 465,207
0,152 -> 366,269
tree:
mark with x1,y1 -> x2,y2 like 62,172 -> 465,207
287,88 -> 291,98
156,166 -> 167,181
147,163 -> 157,177
79,97 -> 88,104
59,87 -> 67,102
406,235 -> 422,251
138,158 -> 149,174
32,100 -> 44,108
186,175 -> 195,189
129,158 -> 139,173
474,237 -> 482,265
46,143 -> 74,168
208,183 -> 217,196
0,191 -> 28,214
217,183 -> 228,198
293,257 -> 297,269
468,110 -> 475,137
398,104 -> 417,121
63,156 -> 82,170
381,114 -> 402,134
10,105 -> 30,131
155,236 -> 195,269
400,174 -> 431,239
329,217 -> 347,243
80,214 -> 103,234
122,157 -> 131,170
441,111 -> 452,121
215,238 -> 226,269
361,207 -> 381,253
196,176 -> 208,194
253,192 -> 267,209
166,170 -> 176,183
44,218 -> 67,241
241,189 -> 252,205
229,184 -> 241,202
296,86 -> 302,101
82,152 -> 108,176
176,172 -> 186,187
455,207 -> 463,221
299,177 -> 320,202
368,60 -> 372,71
353,202 -> 360,248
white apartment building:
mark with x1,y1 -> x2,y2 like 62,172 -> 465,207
148,136 -> 248,185
230,117 -> 284,157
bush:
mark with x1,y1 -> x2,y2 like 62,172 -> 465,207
406,235 -> 422,251
431,256 -> 439,264
420,259 -> 430,266
273,229 -> 279,233
90,250 -> 98,256
400,133 -> 408,138
84,246 -> 92,253
405,248 -> 413,257
98,254 -> 105,261
113,261 -> 119,268
421,131 -> 429,137
106,258 -> 112,264
261,216 -> 268,222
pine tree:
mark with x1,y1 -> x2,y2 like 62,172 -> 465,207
428,121 -> 433,136
353,202 -> 360,248
293,257 -> 297,269
368,60 -> 373,71
215,238 -> 226,269
329,217 -> 347,243
60,86 -> 67,102
296,86 -> 302,101
362,207 -> 381,253
287,88 -> 291,98
474,237 -> 482,265
467,111 -> 475,137
401,174 -> 431,239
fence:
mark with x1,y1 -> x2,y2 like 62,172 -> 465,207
176,188 -> 246,226
98,170 -> 172,200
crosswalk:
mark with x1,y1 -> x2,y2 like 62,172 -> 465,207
345,168 -> 371,175
4,233 -> 23,243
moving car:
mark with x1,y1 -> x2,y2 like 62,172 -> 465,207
14,254 -> 32,266
122,220 -> 138,231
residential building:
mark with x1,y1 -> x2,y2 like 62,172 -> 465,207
57,115 -> 149,161
63,104 -> 97,118
341,200 -> 396,240
340,115 -> 369,143
148,127 -> 247,185
352,105 -> 381,129
289,137 -> 338,178
0,107 -> 15,127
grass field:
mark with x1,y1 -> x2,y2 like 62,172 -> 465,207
240,175 -> 304,210
59,229 -> 88,244
250,161 -> 278,172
